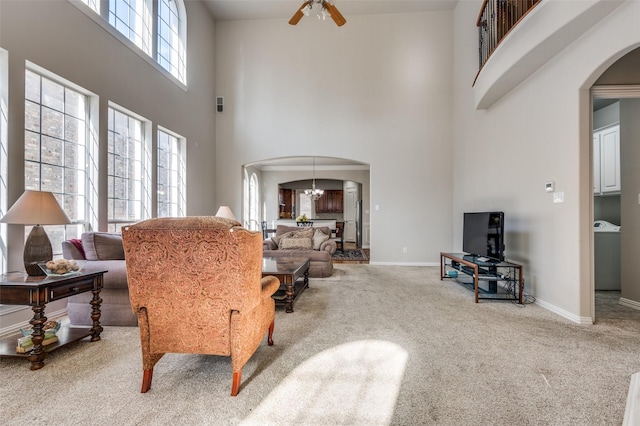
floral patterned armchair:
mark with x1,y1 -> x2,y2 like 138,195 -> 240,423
122,216 -> 280,396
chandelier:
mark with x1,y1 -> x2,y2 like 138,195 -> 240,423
289,0 -> 346,27
304,158 -> 324,201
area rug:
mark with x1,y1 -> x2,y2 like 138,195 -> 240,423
332,249 -> 368,261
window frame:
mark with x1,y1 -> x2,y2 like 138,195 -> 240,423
249,173 -> 259,231
23,62 -> 99,255
157,0 -> 187,84
156,127 -> 186,218
106,103 -> 152,233
70,0 -> 187,89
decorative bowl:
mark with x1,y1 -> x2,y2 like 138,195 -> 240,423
38,259 -> 86,276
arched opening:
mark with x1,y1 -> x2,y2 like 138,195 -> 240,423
243,156 -> 370,249
589,46 -> 640,323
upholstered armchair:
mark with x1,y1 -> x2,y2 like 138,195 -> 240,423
122,216 -> 280,396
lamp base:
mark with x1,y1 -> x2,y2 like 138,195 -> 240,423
24,225 -> 52,276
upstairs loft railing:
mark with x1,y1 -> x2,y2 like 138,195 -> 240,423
477,0 -> 541,70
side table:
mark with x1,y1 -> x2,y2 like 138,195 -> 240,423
262,257 -> 310,313
0,270 -> 105,370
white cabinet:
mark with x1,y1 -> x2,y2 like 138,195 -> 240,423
593,125 -> 620,195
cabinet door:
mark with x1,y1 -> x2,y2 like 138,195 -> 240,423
600,125 -> 620,193
333,191 -> 343,213
326,191 -> 334,212
315,193 -> 327,213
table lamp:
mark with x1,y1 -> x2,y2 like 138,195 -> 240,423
1,190 -> 71,276
215,206 -> 237,221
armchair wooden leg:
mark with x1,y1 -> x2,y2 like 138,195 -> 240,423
268,320 -> 275,346
141,368 -> 154,393
231,370 -> 242,396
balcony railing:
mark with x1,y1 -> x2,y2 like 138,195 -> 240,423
477,0 -> 541,70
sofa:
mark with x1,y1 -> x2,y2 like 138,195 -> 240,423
62,232 -> 137,326
263,225 -> 336,278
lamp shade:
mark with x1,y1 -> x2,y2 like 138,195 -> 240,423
1,190 -> 71,225
215,206 -> 237,221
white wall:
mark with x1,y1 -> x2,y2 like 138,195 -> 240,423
452,0 -> 640,321
215,12 -> 454,265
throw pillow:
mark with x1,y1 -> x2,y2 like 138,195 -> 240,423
81,232 -> 125,260
313,228 -> 330,250
279,237 -> 313,250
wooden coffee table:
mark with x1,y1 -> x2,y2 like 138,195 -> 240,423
0,270 -> 105,370
262,257 -> 310,313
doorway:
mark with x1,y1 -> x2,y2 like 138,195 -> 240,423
591,86 -> 640,322
242,156 -> 371,249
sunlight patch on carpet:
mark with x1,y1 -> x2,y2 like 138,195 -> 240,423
240,340 -> 407,426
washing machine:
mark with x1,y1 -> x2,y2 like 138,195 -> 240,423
594,220 -> 621,290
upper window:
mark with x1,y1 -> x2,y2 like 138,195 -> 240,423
108,0 -> 153,56
76,0 -> 187,85
24,67 -> 98,255
80,0 -> 100,13
157,128 -> 186,217
158,0 -> 186,83
107,105 -> 152,232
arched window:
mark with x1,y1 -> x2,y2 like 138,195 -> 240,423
243,169 -> 249,228
249,173 -> 259,231
76,0 -> 187,85
108,0 -> 153,56
157,0 -> 187,84
80,0 -> 100,13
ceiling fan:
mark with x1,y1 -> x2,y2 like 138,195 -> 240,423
289,0 -> 347,27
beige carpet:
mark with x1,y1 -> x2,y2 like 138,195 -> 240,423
1,265 -> 639,425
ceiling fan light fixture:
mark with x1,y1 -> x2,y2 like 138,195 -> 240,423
289,0 -> 346,26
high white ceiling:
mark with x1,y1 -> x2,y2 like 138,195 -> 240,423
202,0 -> 458,22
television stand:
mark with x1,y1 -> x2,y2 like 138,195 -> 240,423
440,252 -> 523,303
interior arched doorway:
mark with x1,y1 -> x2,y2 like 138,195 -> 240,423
588,46 -> 640,323
242,156 -> 371,248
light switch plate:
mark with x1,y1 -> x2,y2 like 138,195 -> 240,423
545,181 -> 554,192
553,192 -> 565,203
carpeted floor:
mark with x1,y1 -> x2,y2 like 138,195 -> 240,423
1,265 -> 639,425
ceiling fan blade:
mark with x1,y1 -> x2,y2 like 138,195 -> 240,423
325,3 -> 346,27
289,1 -> 311,25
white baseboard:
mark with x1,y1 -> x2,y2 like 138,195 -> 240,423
624,372 -> 640,425
620,297 -> 640,311
534,298 -> 593,324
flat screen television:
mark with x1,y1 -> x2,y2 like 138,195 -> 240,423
463,211 -> 505,261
